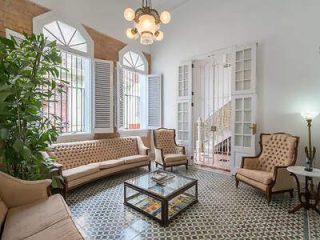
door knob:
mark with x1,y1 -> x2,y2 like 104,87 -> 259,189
248,123 -> 257,135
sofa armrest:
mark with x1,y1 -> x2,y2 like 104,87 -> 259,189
241,157 -> 260,169
0,171 -> 51,208
136,137 -> 150,156
154,147 -> 164,164
175,145 -> 186,155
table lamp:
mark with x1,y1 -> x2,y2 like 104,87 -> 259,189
301,112 -> 319,171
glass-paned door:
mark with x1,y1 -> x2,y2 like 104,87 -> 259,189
177,62 -> 193,159
231,43 -> 257,174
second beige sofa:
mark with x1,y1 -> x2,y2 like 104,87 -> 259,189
50,137 -> 150,192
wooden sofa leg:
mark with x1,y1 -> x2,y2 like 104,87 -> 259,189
148,162 -> 151,172
289,189 -> 294,198
266,189 -> 272,205
155,162 -> 158,168
185,163 -> 188,170
235,179 -> 239,189
63,186 -> 68,199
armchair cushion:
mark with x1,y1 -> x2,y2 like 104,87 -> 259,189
164,154 -> 187,163
120,155 -> 149,164
2,194 -> 81,240
62,164 -> 100,182
0,197 -> 7,230
237,168 -> 273,185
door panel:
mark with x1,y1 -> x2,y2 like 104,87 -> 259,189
231,43 -> 257,175
177,62 -> 193,160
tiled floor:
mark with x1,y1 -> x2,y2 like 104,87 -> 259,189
67,166 -> 320,240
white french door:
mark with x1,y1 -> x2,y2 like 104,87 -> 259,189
231,43 -> 258,174
176,62 -> 193,161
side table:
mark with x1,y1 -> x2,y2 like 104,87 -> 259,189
287,166 -> 320,215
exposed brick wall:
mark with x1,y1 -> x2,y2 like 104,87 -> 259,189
0,0 -> 48,37
0,0 -> 153,145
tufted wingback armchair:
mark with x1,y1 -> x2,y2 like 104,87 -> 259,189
235,133 -> 299,204
153,128 -> 188,170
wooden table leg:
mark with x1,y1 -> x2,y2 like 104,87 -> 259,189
288,173 -> 304,214
289,203 -> 304,214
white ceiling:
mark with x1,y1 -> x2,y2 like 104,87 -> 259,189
128,0 -> 190,11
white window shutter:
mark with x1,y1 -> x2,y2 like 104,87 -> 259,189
117,63 -> 124,129
147,74 -> 162,128
94,59 -> 113,133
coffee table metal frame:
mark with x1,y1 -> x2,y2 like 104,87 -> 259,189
124,173 -> 198,226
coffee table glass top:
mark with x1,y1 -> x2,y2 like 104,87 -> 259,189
125,170 -> 196,198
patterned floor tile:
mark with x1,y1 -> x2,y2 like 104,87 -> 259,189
66,167 -> 319,240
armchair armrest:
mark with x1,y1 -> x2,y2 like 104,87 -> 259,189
0,171 -> 51,208
136,137 -> 150,156
271,166 -> 294,191
241,157 -> 260,169
272,166 -> 291,181
154,147 -> 164,164
175,145 -> 186,155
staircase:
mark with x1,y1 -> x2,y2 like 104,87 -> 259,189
194,100 -> 232,168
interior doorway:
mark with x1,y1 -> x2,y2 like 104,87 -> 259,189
192,51 -> 232,171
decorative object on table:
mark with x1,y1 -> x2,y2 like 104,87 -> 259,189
301,112 -> 319,172
287,166 -> 320,215
124,171 -> 198,226
0,33 -> 65,187
151,171 -> 175,184
153,128 -> 188,170
235,133 -> 299,204
124,0 -> 171,45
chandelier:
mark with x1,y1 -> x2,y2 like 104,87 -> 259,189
124,0 -> 171,45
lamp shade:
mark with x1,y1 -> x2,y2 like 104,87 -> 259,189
300,112 -> 319,120
155,31 -> 164,41
124,8 -> 135,21
126,28 -> 136,39
160,11 -> 171,24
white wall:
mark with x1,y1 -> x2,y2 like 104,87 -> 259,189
151,0 -> 320,167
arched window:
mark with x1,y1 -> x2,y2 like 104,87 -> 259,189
33,12 -> 93,134
118,48 -> 148,130
42,20 -> 88,53
122,50 -> 146,73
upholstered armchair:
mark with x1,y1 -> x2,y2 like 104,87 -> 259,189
235,133 -> 299,204
153,128 -> 188,170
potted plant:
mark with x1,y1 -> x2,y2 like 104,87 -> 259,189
0,33 -> 65,187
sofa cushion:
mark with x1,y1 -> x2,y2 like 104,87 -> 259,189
237,168 -> 273,185
99,159 -> 125,169
164,154 -> 187,163
63,164 -> 100,182
1,194 -> 81,240
24,217 -> 83,240
120,155 -> 149,164
0,197 -> 8,230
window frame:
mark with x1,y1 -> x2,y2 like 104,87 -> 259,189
33,11 -> 94,138
118,46 -> 149,132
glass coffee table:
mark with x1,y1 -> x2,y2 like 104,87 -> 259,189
124,170 -> 198,226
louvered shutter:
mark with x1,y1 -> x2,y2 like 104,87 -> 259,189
94,59 -> 113,133
147,75 -> 162,128
117,63 -> 124,128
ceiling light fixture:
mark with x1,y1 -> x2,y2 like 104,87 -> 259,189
124,0 -> 171,45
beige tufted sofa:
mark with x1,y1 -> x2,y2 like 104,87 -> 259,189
49,137 -> 150,192
0,171 -> 84,240
235,133 -> 299,204
153,128 -> 188,170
